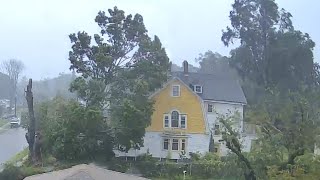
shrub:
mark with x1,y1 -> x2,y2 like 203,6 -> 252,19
20,166 -> 45,177
135,154 -> 159,177
135,153 -> 244,179
0,164 -> 23,180
108,158 -> 129,173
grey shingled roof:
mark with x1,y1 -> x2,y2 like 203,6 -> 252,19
171,72 -> 247,104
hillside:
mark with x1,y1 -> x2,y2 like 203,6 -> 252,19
17,73 -> 76,105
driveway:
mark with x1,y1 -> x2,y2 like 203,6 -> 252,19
24,164 -> 149,180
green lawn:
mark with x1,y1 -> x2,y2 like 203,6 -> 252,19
0,118 -> 8,127
6,148 -> 29,165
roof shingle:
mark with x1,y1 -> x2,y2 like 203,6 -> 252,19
171,72 -> 247,104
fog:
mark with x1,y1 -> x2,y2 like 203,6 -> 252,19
0,0 -> 319,80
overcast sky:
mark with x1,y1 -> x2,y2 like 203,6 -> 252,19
0,0 -> 319,80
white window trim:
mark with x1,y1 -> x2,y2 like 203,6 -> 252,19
162,138 -> 187,152
180,114 -> 187,129
163,114 -> 169,128
163,138 -> 170,150
207,103 -> 214,113
171,110 -> 180,128
180,139 -> 187,152
171,139 -> 179,151
194,85 -> 202,93
163,110 -> 187,129
171,85 -> 180,97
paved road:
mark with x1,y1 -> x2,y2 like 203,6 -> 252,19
0,127 -> 27,169
25,164 -> 149,180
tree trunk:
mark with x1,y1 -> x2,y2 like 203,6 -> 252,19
25,79 -> 41,164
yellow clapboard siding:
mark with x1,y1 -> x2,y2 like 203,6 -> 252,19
146,79 -> 206,134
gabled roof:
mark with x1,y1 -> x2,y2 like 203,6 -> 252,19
171,72 -> 247,104
149,77 -> 202,100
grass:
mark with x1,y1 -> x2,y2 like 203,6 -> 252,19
0,118 -> 8,127
6,148 -> 29,165
0,120 -> 10,134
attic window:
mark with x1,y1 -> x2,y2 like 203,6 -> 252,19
194,85 -> 202,93
172,85 -> 180,97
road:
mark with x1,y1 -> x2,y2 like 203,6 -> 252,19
25,164 -> 149,180
0,127 -> 27,169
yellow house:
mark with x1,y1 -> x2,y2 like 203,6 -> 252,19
114,61 -> 249,159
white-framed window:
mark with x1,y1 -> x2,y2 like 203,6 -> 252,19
181,139 -> 186,151
180,115 -> 187,129
208,104 -> 214,113
163,111 -> 187,129
163,138 -> 169,150
163,138 -> 187,151
194,85 -> 202,93
172,85 -> 180,97
164,115 -> 169,128
171,111 -> 179,128
172,139 -> 179,150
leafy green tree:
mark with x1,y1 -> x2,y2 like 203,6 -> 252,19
222,0 -> 316,90
218,113 -> 257,180
247,90 -> 319,169
68,6 -> 169,151
222,0 -> 292,86
23,97 -> 113,160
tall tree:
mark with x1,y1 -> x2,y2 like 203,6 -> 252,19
68,6 -> 169,151
222,0 -> 294,87
1,59 -> 25,115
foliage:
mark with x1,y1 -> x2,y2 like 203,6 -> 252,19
108,158 -> 130,173
16,74 -> 76,106
135,153 -> 159,177
68,6 -> 169,151
266,154 -> 320,180
135,153 -> 242,179
0,118 -> 7,127
0,164 -> 44,180
22,97 -> 114,161
110,80 -> 154,151
68,6 -> 169,105
6,148 -> 28,165
251,90 -> 318,165
0,164 -> 24,180
195,51 -> 233,75
223,0 -> 317,91
0,72 -> 10,99
219,112 -> 256,180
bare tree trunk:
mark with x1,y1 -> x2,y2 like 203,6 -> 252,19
26,79 -> 41,164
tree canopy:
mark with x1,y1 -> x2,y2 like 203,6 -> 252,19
68,6 -> 169,151
222,0 -> 316,91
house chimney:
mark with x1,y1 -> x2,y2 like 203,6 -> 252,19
183,60 -> 188,76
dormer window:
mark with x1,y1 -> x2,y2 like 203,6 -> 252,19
194,85 -> 202,93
